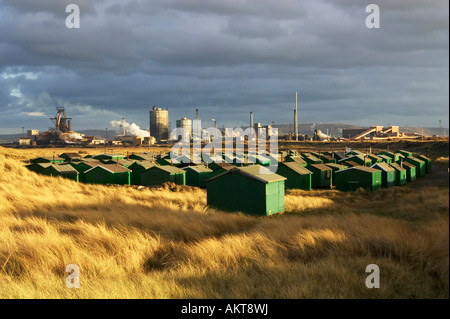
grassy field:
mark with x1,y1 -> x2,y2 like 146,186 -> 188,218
0,144 -> 448,298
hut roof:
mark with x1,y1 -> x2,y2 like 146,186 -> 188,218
148,165 -> 185,174
210,163 -> 236,171
129,161 -> 155,170
32,156 -> 65,162
207,165 -> 285,184
390,163 -> 406,171
92,154 -> 124,159
339,154 -> 366,162
336,166 -> 381,174
130,153 -> 154,160
367,154 -> 382,160
102,159 -> 135,166
372,162 -> 395,172
285,156 -> 307,165
406,156 -> 425,163
344,160 -> 361,167
302,154 -> 321,161
325,163 -> 347,170
183,165 -> 213,173
85,164 -> 131,174
401,162 -> 415,169
48,164 -> 79,174
319,154 -> 334,161
281,162 -> 312,175
31,163 -> 53,169
58,153 -> 82,160
415,154 -> 430,162
308,164 -> 332,171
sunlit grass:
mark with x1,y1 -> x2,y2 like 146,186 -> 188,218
434,157 -> 449,165
0,146 -> 448,298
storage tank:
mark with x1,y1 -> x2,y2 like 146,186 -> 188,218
176,117 -> 192,140
150,106 -> 169,142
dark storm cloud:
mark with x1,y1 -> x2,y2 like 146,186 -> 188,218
105,0 -> 307,19
0,0 -> 448,134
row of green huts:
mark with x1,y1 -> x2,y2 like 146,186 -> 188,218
26,149 -> 431,216
26,152 -> 213,187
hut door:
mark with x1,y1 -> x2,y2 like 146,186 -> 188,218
278,182 -> 285,213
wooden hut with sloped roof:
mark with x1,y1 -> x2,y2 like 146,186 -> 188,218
30,156 -> 65,164
128,153 -> 154,161
389,163 -> 407,186
335,166 -> 382,191
92,154 -> 125,161
307,164 -> 333,188
140,165 -> 186,186
101,159 -> 135,168
208,163 -> 236,178
372,162 -> 396,188
276,162 -> 312,190
367,154 -> 383,164
403,157 -> 426,177
377,151 -> 401,164
338,155 -> 372,167
70,161 -> 98,182
206,165 -> 286,216
283,155 -> 307,167
324,163 -> 347,186
395,150 -> 413,158
415,154 -> 432,173
128,161 -> 155,185
59,153 -> 83,163
182,165 -> 213,187
42,164 -> 79,182
331,151 -> 346,161
301,154 -> 323,165
316,153 -> 337,164
84,164 -> 131,185
26,162 -> 53,174
342,160 -> 361,168
401,162 -> 416,182
377,154 -> 393,165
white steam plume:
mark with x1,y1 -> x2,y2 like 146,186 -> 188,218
60,132 -> 83,143
110,120 -> 150,137
67,132 -> 83,139
315,129 -> 328,140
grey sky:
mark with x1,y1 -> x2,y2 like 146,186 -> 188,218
0,0 -> 448,134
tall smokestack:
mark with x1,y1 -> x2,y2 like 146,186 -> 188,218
294,92 -> 298,141
122,118 -> 126,136
194,108 -> 200,140
250,112 -> 254,137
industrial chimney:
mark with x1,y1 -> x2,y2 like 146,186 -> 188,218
250,112 -> 254,138
294,92 -> 298,141
121,118 -> 126,136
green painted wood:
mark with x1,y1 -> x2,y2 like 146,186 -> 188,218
335,167 -> 382,191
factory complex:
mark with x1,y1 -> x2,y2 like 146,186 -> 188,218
16,93 -> 437,216
25,147 -> 432,216
17,90 -> 434,148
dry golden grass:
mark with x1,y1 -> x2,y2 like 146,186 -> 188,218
0,146 -> 448,298
434,157 -> 449,165
1,145 -> 171,163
